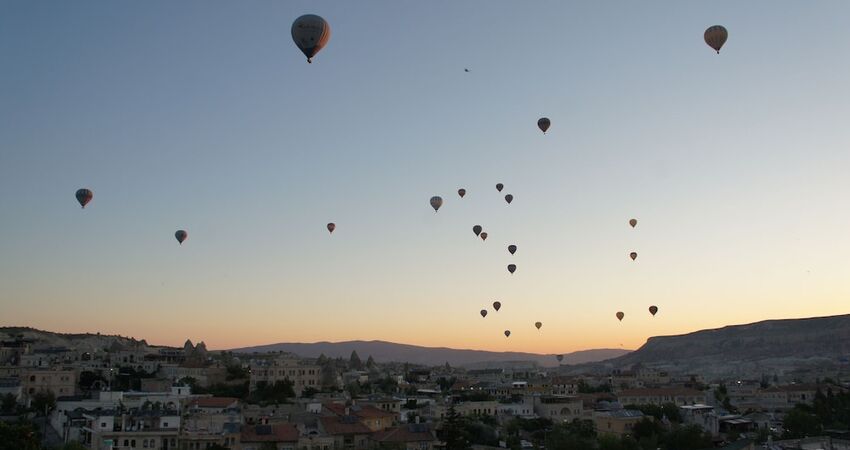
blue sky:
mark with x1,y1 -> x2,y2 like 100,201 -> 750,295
2,1 -> 850,351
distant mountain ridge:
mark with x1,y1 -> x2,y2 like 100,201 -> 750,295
229,340 -> 630,367
574,314 -> 850,378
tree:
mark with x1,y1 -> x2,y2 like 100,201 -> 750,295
30,391 -> 55,416
248,380 -> 296,405
662,425 -> 712,450
366,355 -> 376,368
349,351 -> 362,370
631,417 -> 662,442
442,404 -> 470,450
1,393 -> 17,413
59,443 -> 89,450
545,420 -> 597,450
782,408 -> 821,439
0,421 -> 40,450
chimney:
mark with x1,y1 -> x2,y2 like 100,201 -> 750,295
344,407 -> 350,416
415,415 -> 420,424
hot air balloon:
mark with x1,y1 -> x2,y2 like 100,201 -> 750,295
480,309 -> 487,318
458,188 -> 466,198
75,188 -> 93,209
493,301 -> 501,311
430,196 -> 443,212
616,311 -> 624,321
507,264 -> 516,274
175,230 -> 188,245
630,252 -> 638,261
504,194 -> 513,204
508,245 -> 517,255
704,25 -> 728,54
629,218 -> 637,228
649,305 -> 658,316
504,330 -> 511,337
327,223 -> 336,234
291,14 -> 331,63
538,117 -> 550,134
473,225 -> 483,237
535,322 -> 542,330
556,354 -> 564,362
480,232 -> 488,241
496,183 -> 504,192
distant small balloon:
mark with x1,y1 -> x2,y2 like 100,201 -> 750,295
430,196 -> 443,212
480,309 -> 487,318
508,245 -> 517,255
504,330 -> 511,338
630,252 -> 638,261
507,264 -> 516,274
535,321 -> 542,330
75,188 -> 93,209
473,225 -> 483,237
538,117 -> 550,134
175,230 -> 188,245
458,188 -> 466,198
556,354 -> 564,362
629,218 -> 637,228
504,194 -> 513,204
493,301 -> 501,311
704,25 -> 728,54
616,311 -> 624,321
649,305 -> 658,316
327,223 -> 335,234
480,232 -> 488,241
291,14 -> 331,63
496,183 -> 504,192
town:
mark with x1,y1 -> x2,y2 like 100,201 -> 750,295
1,333 -> 848,450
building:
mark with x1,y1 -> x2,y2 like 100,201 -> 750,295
250,358 -> 321,397
21,368 -> 77,405
240,423 -> 299,450
371,423 -> 440,450
757,384 -> 820,411
325,403 -> 395,432
593,409 -> 645,437
533,396 -> 583,422
617,388 -> 706,407
81,408 -> 181,450
319,415 -> 373,450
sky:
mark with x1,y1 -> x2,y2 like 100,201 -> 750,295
2,1 -> 850,354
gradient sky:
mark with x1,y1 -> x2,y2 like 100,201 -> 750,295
2,1 -> 850,354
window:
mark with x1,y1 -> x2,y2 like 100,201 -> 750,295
131,439 -> 136,447
101,422 -> 107,428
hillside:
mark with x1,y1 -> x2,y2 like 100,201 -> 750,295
589,314 -> 850,378
0,327 -> 160,353
230,340 -> 630,368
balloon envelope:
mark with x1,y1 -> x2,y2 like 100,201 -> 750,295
504,330 -> 511,337
507,264 -> 516,274
458,188 -> 466,198
327,223 -> 335,234
480,232 -> 488,241
496,183 -> 503,192
704,25 -> 728,53
291,14 -> 331,63
430,196 -> 443,212
473,225 -> 483,236
649,305 -> 658,316
535,321 -> 542,330
538,117 -> 550,133
75,188 -> 93,209
556,354 -> 564,362
480,309 -> 487,318
508,245 -> 517,255
493,301 -> 501,311
616,311 -> 624,321
629,218 -> 637,228
630,252 -> 638,261
504,194 -> 513,204
175,230 -> 188,244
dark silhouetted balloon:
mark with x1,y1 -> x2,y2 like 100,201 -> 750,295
629,218 -> 637,228
649,305 -> 658,316
556,354 -> 564,362
292,14 -> 331,63
480,309 -> 488,318
616,311 -> 624,321
175,230 -> 188,245
75,188 -> 93,209
630,252 -> 637,261
496,183 -> 504,192
480,232 -> 488,241
327,223 -> 335,234
458,188 -> 466,198
430,196 -> 443,212
704,25 -> 728,54
507,264 -> 516,274
535,321 -> 542,330
504,194 -> 513,204
473,225 -> 483,236
538,117 -> 550,133
508,245 -> 517,255
493,301 -> 501,311
504,330 -> 511,337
